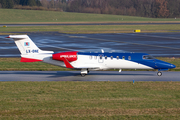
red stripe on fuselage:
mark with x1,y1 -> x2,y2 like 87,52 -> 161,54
20,57 -> 42,62
62,57 -> 74,68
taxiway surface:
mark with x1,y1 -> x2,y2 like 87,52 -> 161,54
1,32 -> 180,57
0,71 -> 179,82
0,32 -> 180,82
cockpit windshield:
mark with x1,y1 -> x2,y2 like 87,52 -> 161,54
143,55 -> 155,60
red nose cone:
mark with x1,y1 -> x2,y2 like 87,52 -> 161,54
52,51 -> 78,62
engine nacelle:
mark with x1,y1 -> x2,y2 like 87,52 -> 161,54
52,51 -> 78,62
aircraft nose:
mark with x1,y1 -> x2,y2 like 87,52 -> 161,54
155,61 -> 176,69
161,63 -> 176,69
170,64 -> 176,69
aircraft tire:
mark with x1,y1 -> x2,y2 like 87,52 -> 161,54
81,74 -> 86,77
157,72 -> 162,76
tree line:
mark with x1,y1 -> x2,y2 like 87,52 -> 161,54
0,0 -> 180,18
0,0 -> 41,8
67,0 -> 179,18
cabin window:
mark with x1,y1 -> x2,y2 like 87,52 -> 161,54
117,56 -> 119,60
100,55 -> 103,59
105,56 -> 107,60
111,56 -> 113,60
143,55 -> 155,60
128,56 -> 131,60
94,56 -> 97,59
122,56 -> 125,60
89,56 -> 92,59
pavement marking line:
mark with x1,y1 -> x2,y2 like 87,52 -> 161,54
4,36 -> 75,51
69,36 -> 87,38
36,43 -> 75,51
67,35 -> 180,50
129,33 -> 180,40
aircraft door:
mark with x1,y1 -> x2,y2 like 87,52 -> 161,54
98,54 -> 104,63
154,59 -> 158,68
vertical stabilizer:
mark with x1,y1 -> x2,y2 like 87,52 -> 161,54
8,35 -> 53,62
8,35 -> 53,55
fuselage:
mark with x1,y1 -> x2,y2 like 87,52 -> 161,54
51,51 -> 176,71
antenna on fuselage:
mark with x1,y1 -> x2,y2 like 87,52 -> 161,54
101,49 -> 104,53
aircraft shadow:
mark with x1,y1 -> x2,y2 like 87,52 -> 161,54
0,71 -> 156,78
50,71 -> 155,78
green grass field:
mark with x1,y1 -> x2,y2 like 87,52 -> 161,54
1,9 -> 180,34
0,9 -> 179,23
0,81 -> 180,119
1,24 -> 180,34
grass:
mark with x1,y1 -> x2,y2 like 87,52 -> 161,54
0,9 -> 180,23
1,24 -> 180,34
1,9 -> 180,34
0,57 -> 179,71
0,58 -> 71,71
0,81 -> 180,119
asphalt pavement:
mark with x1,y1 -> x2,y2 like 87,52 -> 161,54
0,32 -> 180,82
0,71 -> 179,82
1,32 -> 180,57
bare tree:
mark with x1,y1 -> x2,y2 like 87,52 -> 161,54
156,0 -> 169,17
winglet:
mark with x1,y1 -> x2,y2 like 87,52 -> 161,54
62,57 -> 74,68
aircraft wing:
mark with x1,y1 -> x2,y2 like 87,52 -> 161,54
62,57 -> 100,69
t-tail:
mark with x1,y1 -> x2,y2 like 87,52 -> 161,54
7,35 -> 54,62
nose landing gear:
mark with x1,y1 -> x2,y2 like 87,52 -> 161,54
157,71 -> 162,76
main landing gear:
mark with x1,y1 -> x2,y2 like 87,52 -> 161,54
81,73 -> 86,77
81,69 -> 89,77
157,71 -> 162,76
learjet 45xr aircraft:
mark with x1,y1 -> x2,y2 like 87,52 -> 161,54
7,35 -> 176,77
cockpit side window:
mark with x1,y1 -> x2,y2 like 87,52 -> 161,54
117,56 -> 119,60
128,56 -> 131,60
143,55 -> 155,60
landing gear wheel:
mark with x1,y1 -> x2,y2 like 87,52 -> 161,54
81,74 -> 86,77
157,72 -> 162,76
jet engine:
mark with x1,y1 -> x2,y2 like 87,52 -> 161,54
52,51 -> 78,62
